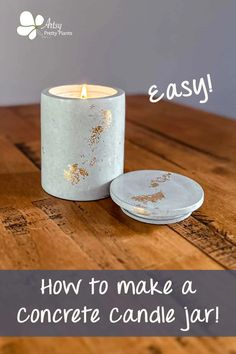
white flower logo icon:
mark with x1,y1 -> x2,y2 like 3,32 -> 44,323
17,11 -> 44,40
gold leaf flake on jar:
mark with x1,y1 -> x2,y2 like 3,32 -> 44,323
64,164 -> 89,185
89,125 -> 104,146
101,109 -> 112,130
79,167 -> 89,177
89,157 -> 97,166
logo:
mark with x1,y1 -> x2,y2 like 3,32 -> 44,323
17,11 -> 72,40
17,11 -> 44,40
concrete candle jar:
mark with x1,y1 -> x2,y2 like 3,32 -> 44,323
41,84 -> 125,200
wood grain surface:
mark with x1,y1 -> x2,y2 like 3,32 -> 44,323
0,97 -> 236,353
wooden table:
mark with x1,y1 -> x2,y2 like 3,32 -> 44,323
0,96 -> 236,353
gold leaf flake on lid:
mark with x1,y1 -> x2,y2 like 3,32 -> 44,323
64,163 -> 89,185
150,180 -> 159,188
150,173 -> 171,187
132,191 -> 165,203
133,206 -> 151,216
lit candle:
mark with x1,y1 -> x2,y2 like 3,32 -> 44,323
41,84 -> 125,200
80,84 -> 88,99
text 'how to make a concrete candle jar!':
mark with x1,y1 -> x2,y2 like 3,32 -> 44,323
41,84 -> 125,200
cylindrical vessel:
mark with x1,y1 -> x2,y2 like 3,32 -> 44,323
41,84 -> 125,200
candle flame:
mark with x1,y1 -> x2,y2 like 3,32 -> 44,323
81,84 -> 88,99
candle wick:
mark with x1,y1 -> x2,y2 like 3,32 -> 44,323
81,84 -> 88,99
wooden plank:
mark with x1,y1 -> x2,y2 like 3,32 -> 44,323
0,137 -> 97,269
0,196 -> 221,271
0,107 -> 39,143
0,337 -> 236,354
0,136 -> 44,208
14,136 -> 234,270
124,143 -> 236,269
16,141 -> 41,169
99,198 -> 223,270
0,136 -> 222,270
0,205 -> 97,269
125,140 -> 236,268
12,104 -> 40,133
2,107 -> 235,270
